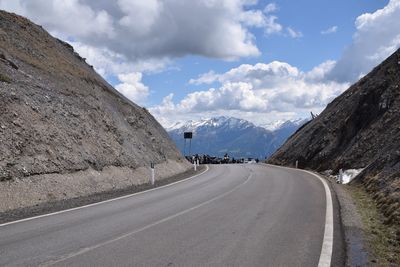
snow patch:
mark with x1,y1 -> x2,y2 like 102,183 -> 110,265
341,169 -> 364,184
322,168 -> 364,184
259,118 -> 307,131
260,120 -> 286,131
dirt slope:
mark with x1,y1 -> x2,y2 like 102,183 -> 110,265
268,48 -> 400,226
0,11 -> 190,210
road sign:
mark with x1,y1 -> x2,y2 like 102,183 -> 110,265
183,132 -> 193,157
184,132 -> 192,139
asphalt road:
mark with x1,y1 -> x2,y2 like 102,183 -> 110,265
0,164 -> 334,267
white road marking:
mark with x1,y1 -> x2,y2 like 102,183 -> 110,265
265,164 -> 333,267
2,163 -> 333,266
0,165 -> 209,227
43,172 -> 253,266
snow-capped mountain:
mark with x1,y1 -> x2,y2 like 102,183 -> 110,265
259,120 -> 286,131
167,116 -> 254,133
260,118 -> 306,131
167,116 -> 307,159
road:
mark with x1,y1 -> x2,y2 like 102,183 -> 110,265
0,164 -> 334,267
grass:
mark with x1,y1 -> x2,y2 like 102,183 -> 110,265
0,73 -> 11,83
350,185 -> 400,266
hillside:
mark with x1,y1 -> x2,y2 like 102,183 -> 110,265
0,11 -> 190,211
168,116 -> 306,159
268,48 -> 400,226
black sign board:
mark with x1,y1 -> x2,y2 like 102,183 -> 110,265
184,132 -> 193,139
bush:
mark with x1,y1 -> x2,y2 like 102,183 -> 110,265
0,73 -> 11,83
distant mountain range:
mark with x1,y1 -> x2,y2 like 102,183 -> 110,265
167,116 -> 307,159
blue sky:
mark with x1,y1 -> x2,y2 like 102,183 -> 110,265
1,0 -> 399,127
144,0 -> 385,105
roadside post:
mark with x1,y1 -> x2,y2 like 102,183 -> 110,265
150,162 -> 155,185
193,156 -> 197,171
295,160 -> 298,168
339,169 -> 343,184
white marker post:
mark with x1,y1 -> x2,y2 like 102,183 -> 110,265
150,162 -> 155,185
295,160 -> 298,169
339,169 -> 343,184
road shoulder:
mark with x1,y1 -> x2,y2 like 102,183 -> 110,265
0,165 -> 207,225
336,183 -> 400,266
328,178 -> 372,266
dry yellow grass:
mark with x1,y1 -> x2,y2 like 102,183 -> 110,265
350,185 -> 400,266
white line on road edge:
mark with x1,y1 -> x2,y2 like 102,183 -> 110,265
43,172 -> 254,266
265,164 -> 333,267
0,165 -> 210,227
305,169 -> 333,267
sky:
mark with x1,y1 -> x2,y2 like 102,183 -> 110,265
1,0 -> 399,128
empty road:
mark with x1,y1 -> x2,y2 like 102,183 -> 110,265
0,164 -> 334,266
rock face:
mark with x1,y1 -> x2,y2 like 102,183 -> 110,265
268,48 -> 400,225
0,10 -> 189,201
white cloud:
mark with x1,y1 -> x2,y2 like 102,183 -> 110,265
264,3 -> 278,13
117,0 -> 162,35
70,42 -> 168,78
152,0 -> 400,127
190,61 -> 300,86
305,60 -> 336,82
115,72 -> 149,105
264,16 -> 283,35
189,71 -> 220,85
239,9 -> 267,27
3,0 -> 397,129
151,61 -> 349,127
0,0 -> 266,62
287,27 -> 303,38
327,0 -> 400,82
0,0 -> 296,105
1,0 -> 115,38
71,42 -> 166,105
236,3 -> 284,35
321,26 -> 338,35
179,82 -> 267,112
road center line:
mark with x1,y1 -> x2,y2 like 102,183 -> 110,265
43,171 -> 254,266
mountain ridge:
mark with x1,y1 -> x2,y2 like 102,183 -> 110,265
168,116 -> 307,159
167,116 -> 305,132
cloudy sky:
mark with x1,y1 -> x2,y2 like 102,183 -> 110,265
1,0 -> 399,127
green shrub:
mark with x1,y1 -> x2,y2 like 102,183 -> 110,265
0,73 -> 11,83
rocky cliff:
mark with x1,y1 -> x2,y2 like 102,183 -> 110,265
0,11 -> 190,211
268,48 -> 400,226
